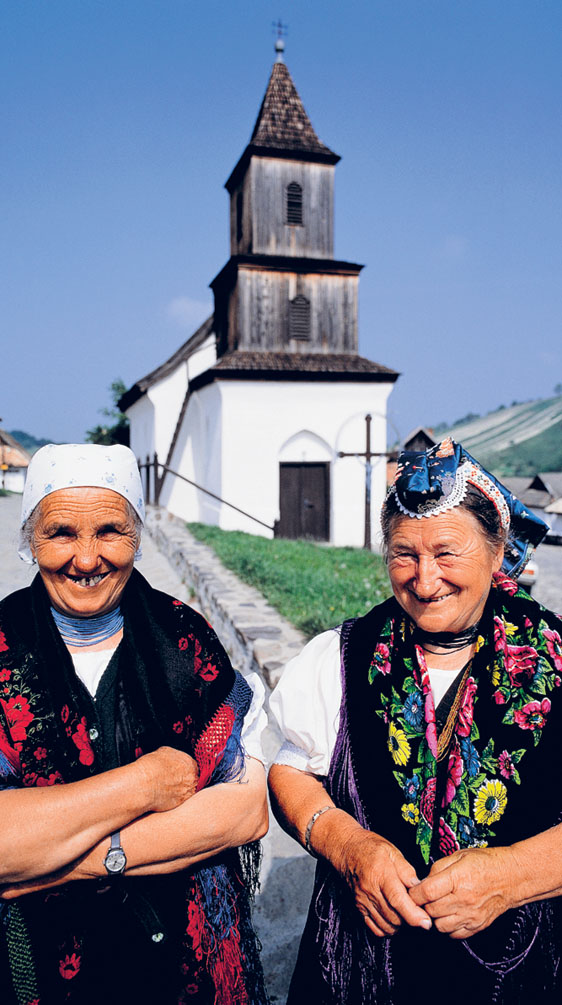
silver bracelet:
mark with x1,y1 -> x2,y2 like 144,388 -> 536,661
304,805 -> 335,857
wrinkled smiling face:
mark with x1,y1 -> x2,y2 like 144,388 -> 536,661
31,487 -> 139,617
387,508 -> 503,634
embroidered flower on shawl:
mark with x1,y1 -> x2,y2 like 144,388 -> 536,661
401,802 -> 419,825
438,818 -> 459,856
444,739 -> 464,806
498,750 -> 516,780
513,698 -> 551,732
369,642 -> 392,677
387,722 -> 410,766
543,629 -> 562,672
474,780 -> 507,825
179,637 -> 189,651
403,774 -> 420,801
199,661 -> 219,682
459,737 -> 480,777
493,573 -> 519,596
403,692 -> 424,730
58,953 -> 81,980
456,677 -> 477,737
419,777 -> 436,826
505,644 -> 539,688
71,718 -> 95,766
0,630 -> 8,653
0,669 -> 10,681
458,815 -> 478,846
493,616 -> 506,652
1,695 -> 34,742
36,771 -> 64,786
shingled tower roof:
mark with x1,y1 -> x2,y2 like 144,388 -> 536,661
225,56 -> 339,191
250,60 -> 337,158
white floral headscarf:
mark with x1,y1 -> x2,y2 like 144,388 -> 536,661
19,443 -> 145,564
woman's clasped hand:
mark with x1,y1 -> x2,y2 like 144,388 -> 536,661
336,828 -> 433,937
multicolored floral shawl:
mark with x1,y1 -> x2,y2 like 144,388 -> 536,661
288,574 -> 562,1005
0,570 -> 267,1005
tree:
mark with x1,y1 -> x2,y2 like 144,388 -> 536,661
554,383 -> 562,396
85,378 -> 130,445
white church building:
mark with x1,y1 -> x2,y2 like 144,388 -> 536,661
120,45 -> 398,548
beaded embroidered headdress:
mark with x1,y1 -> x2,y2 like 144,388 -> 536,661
384,436 -> 548,576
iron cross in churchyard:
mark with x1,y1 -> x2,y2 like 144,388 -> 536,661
338,414 -> 389,550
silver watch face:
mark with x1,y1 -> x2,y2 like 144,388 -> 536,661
105,848 -> 126,874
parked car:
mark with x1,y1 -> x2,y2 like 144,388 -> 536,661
518,558 -> 539,595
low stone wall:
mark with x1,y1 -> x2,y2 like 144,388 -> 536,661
144,507 -> 306,689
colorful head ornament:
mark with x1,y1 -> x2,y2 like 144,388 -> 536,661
384,437 -> 548,576
19,443 -> 145,564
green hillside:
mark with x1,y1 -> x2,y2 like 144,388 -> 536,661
480,420 -> 562,477
440,396 -> 562,476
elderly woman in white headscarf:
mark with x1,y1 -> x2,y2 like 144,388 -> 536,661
0,444 -> 268,1005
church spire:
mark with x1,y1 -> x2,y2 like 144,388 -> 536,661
249,59 -> 337,159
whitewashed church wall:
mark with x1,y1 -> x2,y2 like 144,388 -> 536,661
147,365 -> 189,462
160,384 -> 223,526
127,396 -> 156,464
156,376 -> 394,549
186,334 -> 217,383
218,379 -> 393,547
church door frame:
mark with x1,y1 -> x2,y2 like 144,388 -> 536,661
277,462 -> 330,541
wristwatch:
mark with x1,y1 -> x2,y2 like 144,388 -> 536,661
104,831 -> 127,876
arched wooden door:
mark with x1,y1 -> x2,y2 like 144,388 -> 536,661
277,462 -> 330,540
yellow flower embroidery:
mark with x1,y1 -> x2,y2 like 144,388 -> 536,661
401,802 -> 419,825
474,780 -> 508,826
504,621 -> 517,637
476,634 -> 486,652
491,666 -> 501,687
388,722 -> 411,766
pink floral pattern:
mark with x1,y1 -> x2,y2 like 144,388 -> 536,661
369,575 -> 562,863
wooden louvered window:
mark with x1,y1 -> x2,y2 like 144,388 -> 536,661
289,295 -> 311,339
286,182 -> 303,225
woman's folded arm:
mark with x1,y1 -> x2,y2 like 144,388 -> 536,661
0,745 -> 199,884
1,757 -> 267,897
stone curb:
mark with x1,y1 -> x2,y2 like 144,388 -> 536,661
144,507 -> 307,690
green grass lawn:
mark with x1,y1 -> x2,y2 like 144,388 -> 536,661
187,523 -> 391,638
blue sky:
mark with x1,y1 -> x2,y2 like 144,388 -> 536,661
2,0 -> 561,444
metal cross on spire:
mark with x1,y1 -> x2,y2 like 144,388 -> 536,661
272,19 -> 288,61
338,414 -> 389,550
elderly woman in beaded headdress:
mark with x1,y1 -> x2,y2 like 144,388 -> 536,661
0,443 -> 268,1005
269,437 -> 562,1004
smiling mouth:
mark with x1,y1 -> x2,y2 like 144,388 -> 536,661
413,592 -> 454,605
64,573 -> 109,588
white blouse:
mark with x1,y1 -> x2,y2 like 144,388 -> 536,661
269,629 -> 465,777
71,650 -> 267,763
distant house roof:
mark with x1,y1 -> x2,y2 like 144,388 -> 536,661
190,351 -> 399,391
502,477 -> 533,498
403,427 -> 436,452
518,488 -> 553,510
0,430 -> 31,468
540,472 -> 562,497
226,60 -> 340,192
545,497 -> 562,515
119,315 -> 215,412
